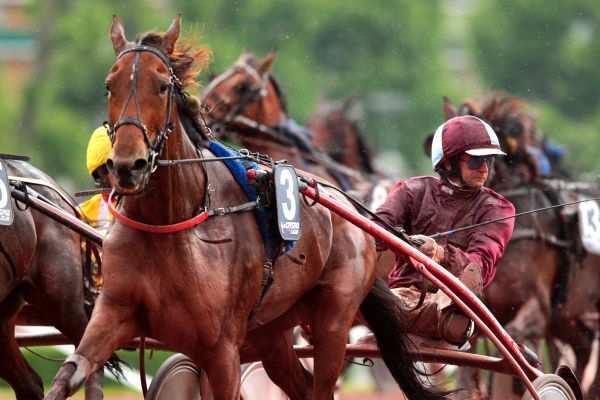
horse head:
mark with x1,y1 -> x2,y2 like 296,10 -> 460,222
478,94 -> 540,190
105,15 -> 210,194
201,51 -> 287,137
308,97 -> 375,174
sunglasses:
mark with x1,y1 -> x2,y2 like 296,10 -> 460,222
462,156 -> 494,170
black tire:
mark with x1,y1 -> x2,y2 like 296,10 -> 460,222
521,373 -> 577,400
145,353 -> 203,400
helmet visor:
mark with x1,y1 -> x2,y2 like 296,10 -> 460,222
465,147 -> 506,157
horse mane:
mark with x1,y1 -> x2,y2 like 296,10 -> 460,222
268,75 -> 289,115
479,93 -> 528,139
137,32 -> 211,90
354,129 -> 376,174
136,32 -> 212,145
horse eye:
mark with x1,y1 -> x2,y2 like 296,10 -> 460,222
235,82 -> 251,95
159,82 -> 170,95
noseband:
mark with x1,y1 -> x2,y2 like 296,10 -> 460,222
106,45 -> 183,173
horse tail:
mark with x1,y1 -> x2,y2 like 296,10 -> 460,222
360,278 -> 448,400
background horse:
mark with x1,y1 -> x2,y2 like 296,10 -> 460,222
307,96 -> 377,176
0,160 -> 102,400
44,16 -> 445,400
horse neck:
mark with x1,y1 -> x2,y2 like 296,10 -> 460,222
236,90 -> 307,164
237,133 -> 305,165
121,122 -> 206,225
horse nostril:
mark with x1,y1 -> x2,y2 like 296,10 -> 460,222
132,158 -> 148,171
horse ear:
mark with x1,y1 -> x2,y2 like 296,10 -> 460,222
257,52 -> 276,77
162,15 -> 181,55
110,15 -> 129,55
443,96 -> 457,120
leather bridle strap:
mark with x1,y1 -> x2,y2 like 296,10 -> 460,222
106,45 -> 182,174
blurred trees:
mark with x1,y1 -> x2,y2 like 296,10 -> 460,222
16,0 -> 163,186
175,0 -> 448,173
468,0 -> 600,174
6,0 -> 600,185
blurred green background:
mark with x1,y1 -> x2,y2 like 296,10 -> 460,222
2,0 -> 600,189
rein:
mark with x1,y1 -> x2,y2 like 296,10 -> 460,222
429,195 -> 600,240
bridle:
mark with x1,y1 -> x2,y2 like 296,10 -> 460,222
105,44 -> 183,175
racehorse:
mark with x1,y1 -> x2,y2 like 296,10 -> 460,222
44,16 -> 446,400
307,97 -> 377,176
442,95 -> 600,397
0,160 -> 103,400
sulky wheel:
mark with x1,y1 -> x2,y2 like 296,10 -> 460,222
521,373 -> 577,400
145,353 -> 203,399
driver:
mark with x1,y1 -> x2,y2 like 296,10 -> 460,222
375,115 -> 515,347
79,126 -> 113,232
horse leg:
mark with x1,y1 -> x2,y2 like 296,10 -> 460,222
0,291 -> 44,400
29,247 -> 105,400
306,289 -> 359,400
584,303 -> 600,398
44,294 -> 140,400
246,327 -> 312,400
504,297 -> 548,344
198,339 -> 242,400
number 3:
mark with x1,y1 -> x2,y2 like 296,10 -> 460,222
279,168 -> 296,221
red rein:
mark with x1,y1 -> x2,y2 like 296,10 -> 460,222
108,191 -> 209,234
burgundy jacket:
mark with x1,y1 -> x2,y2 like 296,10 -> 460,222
375,176 -> 515,289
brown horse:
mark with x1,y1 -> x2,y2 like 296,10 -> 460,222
307,97 -> 377,176
44,16 -> 445,400
442,95 -> 600,397
0,160 -> 103,400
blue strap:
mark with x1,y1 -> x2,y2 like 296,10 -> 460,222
207,141 -> 294,258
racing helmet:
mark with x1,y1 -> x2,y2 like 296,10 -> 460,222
431,115 -> 505,170
86,126 -> 112,176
